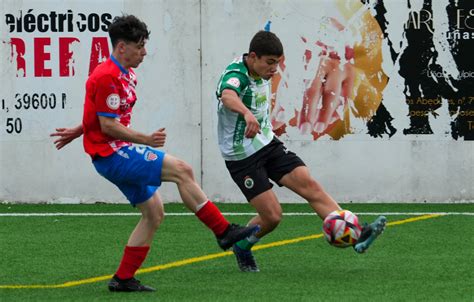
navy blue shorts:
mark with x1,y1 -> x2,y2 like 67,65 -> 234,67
93,146 -> 166,206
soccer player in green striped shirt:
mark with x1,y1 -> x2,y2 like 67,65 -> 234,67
215,30 -> 386,272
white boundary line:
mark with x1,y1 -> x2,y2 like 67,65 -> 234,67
0,212 -> 473,217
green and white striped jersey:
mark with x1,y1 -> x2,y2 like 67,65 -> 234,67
216,54 -> 274,161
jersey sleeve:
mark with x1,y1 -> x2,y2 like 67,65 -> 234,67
95,75 -> 121,118
218,71 -> 249,96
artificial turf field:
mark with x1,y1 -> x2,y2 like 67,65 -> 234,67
0,203 -> 473,301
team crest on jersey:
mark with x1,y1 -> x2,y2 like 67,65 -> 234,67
145,151 -> 158,161
226,77 -> 240,88
244,176 -> 254,189
106,94 -> 121,110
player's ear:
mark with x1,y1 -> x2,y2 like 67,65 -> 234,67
116,40 -> 127,53
248,52 -> 257,59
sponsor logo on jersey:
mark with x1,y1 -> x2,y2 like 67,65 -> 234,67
106,93 -> 121,110
255,94 -> 268,107
226,77 -> 240,88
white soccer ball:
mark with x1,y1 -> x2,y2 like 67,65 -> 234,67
323,210 -> 362,248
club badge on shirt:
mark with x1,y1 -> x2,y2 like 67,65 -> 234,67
106,94 -> 121,110
145,151 -> 158,161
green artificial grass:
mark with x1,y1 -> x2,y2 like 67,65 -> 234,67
0,203 -> 472,301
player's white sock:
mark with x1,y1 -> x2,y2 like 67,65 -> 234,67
247,234 -> 260,244
195,200 -> 209,212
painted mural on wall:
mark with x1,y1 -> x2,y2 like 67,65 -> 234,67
269,0 -> 473,141
1,0 -> 472,141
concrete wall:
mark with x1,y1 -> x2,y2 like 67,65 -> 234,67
0,0 -> 202,203
1,0 -> 472,203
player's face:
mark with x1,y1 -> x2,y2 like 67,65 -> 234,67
252,54 -> 283,80
123,39 -> 147,68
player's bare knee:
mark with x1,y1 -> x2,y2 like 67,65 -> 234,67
142,208 -> 164,230
264,211 -> 282,228
148,212 -> 163,230
156,210 -> 165,225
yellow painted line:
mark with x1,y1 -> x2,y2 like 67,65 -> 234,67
252,233 -> 324,251
387,214 -> 444,226
0,214 -> 443,289
138,251 -> 233,273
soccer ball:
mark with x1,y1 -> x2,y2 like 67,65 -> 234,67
323,210 -> 362,248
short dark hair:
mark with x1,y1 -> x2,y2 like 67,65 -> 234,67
108,15 -> 150,48
249,31 -> 283,57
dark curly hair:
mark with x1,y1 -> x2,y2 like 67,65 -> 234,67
249,30 -> 283,57
108,14 -> 150,48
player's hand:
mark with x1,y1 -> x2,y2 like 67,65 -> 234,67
149,127 -> 166,148
244,111 -> 260,138
50,127 -> 83,150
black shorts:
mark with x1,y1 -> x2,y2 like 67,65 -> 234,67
225,137 -> 306,201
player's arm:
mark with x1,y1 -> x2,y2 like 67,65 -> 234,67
218,70 -> 260,138
220,89 -> 260,138
98,116 -> 166,148
50,124 -> 83,150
